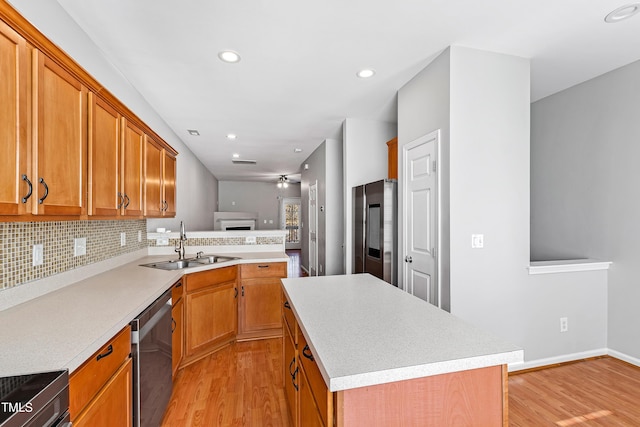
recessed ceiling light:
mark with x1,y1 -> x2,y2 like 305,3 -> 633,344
226,133 -> 238,140
294,148 -> 303,153
605,3 -> 640,22
356,69 -> 376,79
232,153 -> 240,158
218,50 -> 241,63
187,129 -> 200,136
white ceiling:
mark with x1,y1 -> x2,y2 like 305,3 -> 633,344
52,0 -> 640,181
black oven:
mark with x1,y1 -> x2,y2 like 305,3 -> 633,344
0,370 -> 70,427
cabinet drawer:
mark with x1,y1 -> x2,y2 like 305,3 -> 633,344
282,290 -> 298,345
299,332 -> 331,426
70,326 -> 131,418
241,262 -> 287,279
171,279 -> 184,303
185,265 -> 236,293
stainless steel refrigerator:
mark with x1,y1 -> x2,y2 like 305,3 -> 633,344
353,179 -> 397,286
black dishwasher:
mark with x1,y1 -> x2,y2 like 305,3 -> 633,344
131,289 -> 172,427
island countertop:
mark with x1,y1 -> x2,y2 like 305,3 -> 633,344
281,273 -> 523,392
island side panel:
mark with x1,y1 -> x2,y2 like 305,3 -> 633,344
335,365 -> 505,426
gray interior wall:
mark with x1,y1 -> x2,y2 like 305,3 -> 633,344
342,118 -> 396,274
10,0 -> 218,232
531,59 -> 640,359
300,139 -> 344,275
398,48 -> 451,310
218,181 -> 301,230
399,46 -> 607,365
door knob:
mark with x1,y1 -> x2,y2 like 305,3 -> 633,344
405,256 -> 413,263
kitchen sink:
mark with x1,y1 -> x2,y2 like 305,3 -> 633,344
140,255 -> 239,270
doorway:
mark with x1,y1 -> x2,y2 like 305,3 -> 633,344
308,181 -> 318,276
280,197 -> 301,250
402,130 -> 440,306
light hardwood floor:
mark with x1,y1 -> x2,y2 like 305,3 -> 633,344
163,341 -> 640,426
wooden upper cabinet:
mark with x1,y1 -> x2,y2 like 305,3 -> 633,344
121,118 -> 144,217
32,49 -> 87,216
163,152 -> 176,217
0,21 -> 29,215
144,136 -> 163,217
386,137 -> 398,180
88,93 -> 121,216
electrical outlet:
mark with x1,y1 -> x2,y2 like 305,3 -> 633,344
74,237 -> 86,257
560,317 -> 568,333
120,232 -> 126,247
245,236 -> 257,244
33,244 -> 43,266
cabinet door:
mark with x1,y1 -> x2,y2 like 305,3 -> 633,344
162,152 -> 176,217
172,297 -> 183,378
0,21 -> 29,215
88,93 -> 121,216
185,281 -> 237,358
32,49 -> 87,216
299,367 -> 324,427
121,118 -> 144,217
239,277 -> 282,335
284,327 -> 298,427
144,136 -> 163,217
73,358 -> 132,427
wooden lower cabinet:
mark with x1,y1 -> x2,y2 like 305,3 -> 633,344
183,266 -> 237,364
299,366 -> 324,427
238,263 -> 286,340
73,358 -> 132,427
69,326 -> 132,425
283,316 -> 298,427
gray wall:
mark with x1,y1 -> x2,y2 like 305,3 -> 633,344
398,46 -> 607,365
531,59 -> 640,360
10,0 -> 219,232
218,181 -> 301,229
301,139 -> 344,275
342,118 -> 396,274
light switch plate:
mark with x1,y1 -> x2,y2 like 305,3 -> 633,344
138,230 -> 142,242
74,237 -> 87,257
120,232 -> 126,247
471,234 -> 484,249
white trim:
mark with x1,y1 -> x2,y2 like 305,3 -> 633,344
527,259 -> 612,275
508,348 -> 640,372
508,348 -> 608,372
608,348 -> 640,367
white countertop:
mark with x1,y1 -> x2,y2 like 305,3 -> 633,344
0,251 -> 288,377
282,274 -> 523,392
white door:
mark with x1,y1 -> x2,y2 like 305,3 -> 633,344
280,197 -> 301,250
309,182 -> 318,276
403,130 -> 439,305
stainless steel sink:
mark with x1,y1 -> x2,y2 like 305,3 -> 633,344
140,255 -> 239,270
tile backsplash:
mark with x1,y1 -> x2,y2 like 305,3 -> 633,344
0,220 -> 147,290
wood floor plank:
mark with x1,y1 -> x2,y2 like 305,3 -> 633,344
163,332 -> 640,426
509,357 -> 640,426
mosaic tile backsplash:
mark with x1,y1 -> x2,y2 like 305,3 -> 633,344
0,220 -> 147,290
147,236 -> 284,247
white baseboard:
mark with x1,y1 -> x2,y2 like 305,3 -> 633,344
607,349 -> 640,367
508,348 -> 608,372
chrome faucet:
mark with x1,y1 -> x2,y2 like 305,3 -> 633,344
175,221 -> 187,260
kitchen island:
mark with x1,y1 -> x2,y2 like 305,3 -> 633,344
281,273 -> 523,426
